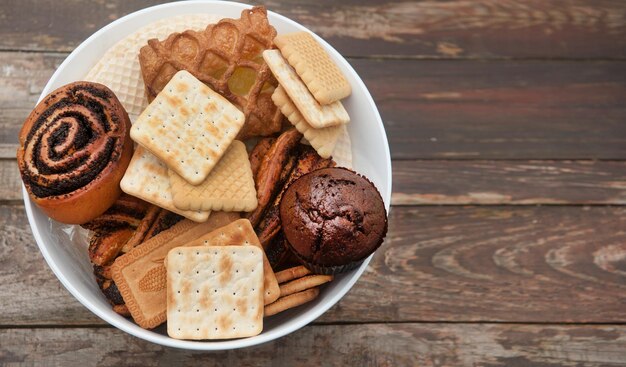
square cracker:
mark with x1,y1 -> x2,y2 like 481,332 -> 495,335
263,50 -> 349,129
120,145 -> 211,222
272,86 -> 342,159
274,32 -> 351,105
130,70 -> 245,185
167,246 -> 264,340
169,140 -> 258,212
181,219 -> 280,305
110,212 -> 240,329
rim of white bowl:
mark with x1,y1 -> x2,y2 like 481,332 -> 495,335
22,0 -> 392,350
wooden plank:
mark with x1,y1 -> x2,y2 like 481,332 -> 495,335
0,52 -> 63,146
0,160 -> 21,202
2,52 -> 625,159
2,205 -> 626,325
4,158 -> 626,205
349,58 -> 626,159
392,160 -> 626,205
0,144 -> 18,159
1,324 -> 626,366
0,1 -> 625,59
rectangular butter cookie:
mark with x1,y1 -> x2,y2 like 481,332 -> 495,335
274,32 -> 351,105
272,86 -> 343,159
263,50 -> 349,129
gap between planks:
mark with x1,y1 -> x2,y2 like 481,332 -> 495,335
4,48 -> 626,62
4,320 -> 626,330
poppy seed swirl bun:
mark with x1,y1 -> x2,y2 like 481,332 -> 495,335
17,81 -> 133,224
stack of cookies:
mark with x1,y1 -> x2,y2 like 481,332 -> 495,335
263,32 -> 352,159
120,70 -> 258,222
112,218 -> 284,339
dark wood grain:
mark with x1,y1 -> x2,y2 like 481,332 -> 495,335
0,160 -> 21,202
351,58 -> 626,159
2,52 -> 625,159
2,324 -> 626,366
0,52 -> 63,147
2,204 -> 625,325
392,160 -> 626,205
2,0 -> 626,362
1,0 -> 625,59
4,159 -> 626,205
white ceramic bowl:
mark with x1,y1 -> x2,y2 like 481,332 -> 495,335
23,0 -> 391,350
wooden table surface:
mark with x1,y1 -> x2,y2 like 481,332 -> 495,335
2,1 -> 626,366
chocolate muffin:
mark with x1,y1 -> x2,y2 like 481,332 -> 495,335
279,167 -> 387,274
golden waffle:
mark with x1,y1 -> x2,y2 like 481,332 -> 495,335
139,6 -> 282,140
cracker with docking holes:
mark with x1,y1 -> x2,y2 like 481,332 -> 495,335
263,50 -> 349,129
111,212 -> 239,329
167,246 -> 264,340
272,86 -> 342,159
274,32 -> 351,105
130,70 -> 245,185
169,141 -> 258,212
120,146 -> 210,222
180,219 -> 280,305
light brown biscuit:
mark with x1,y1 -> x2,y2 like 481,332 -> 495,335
130,70 -> 245,185
138,7 -> 283,140
274,32 -> 351,105
110,211 -> 239,329
263,50 -> 349,129
169,141 -> 258,212
264,288 -> 320,317
120,145 -> 210,222
275,265 -> 311,284
279,275 -> 333,298
167,246 -> 264,340
182,219 -> 280,305
272,86 -> 343,158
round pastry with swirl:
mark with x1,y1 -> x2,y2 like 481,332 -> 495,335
17,81 -> 133,224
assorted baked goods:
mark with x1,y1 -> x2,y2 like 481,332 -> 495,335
82,194 -> 184,316
139,7 -> 281,140
18,6 -> 388,341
